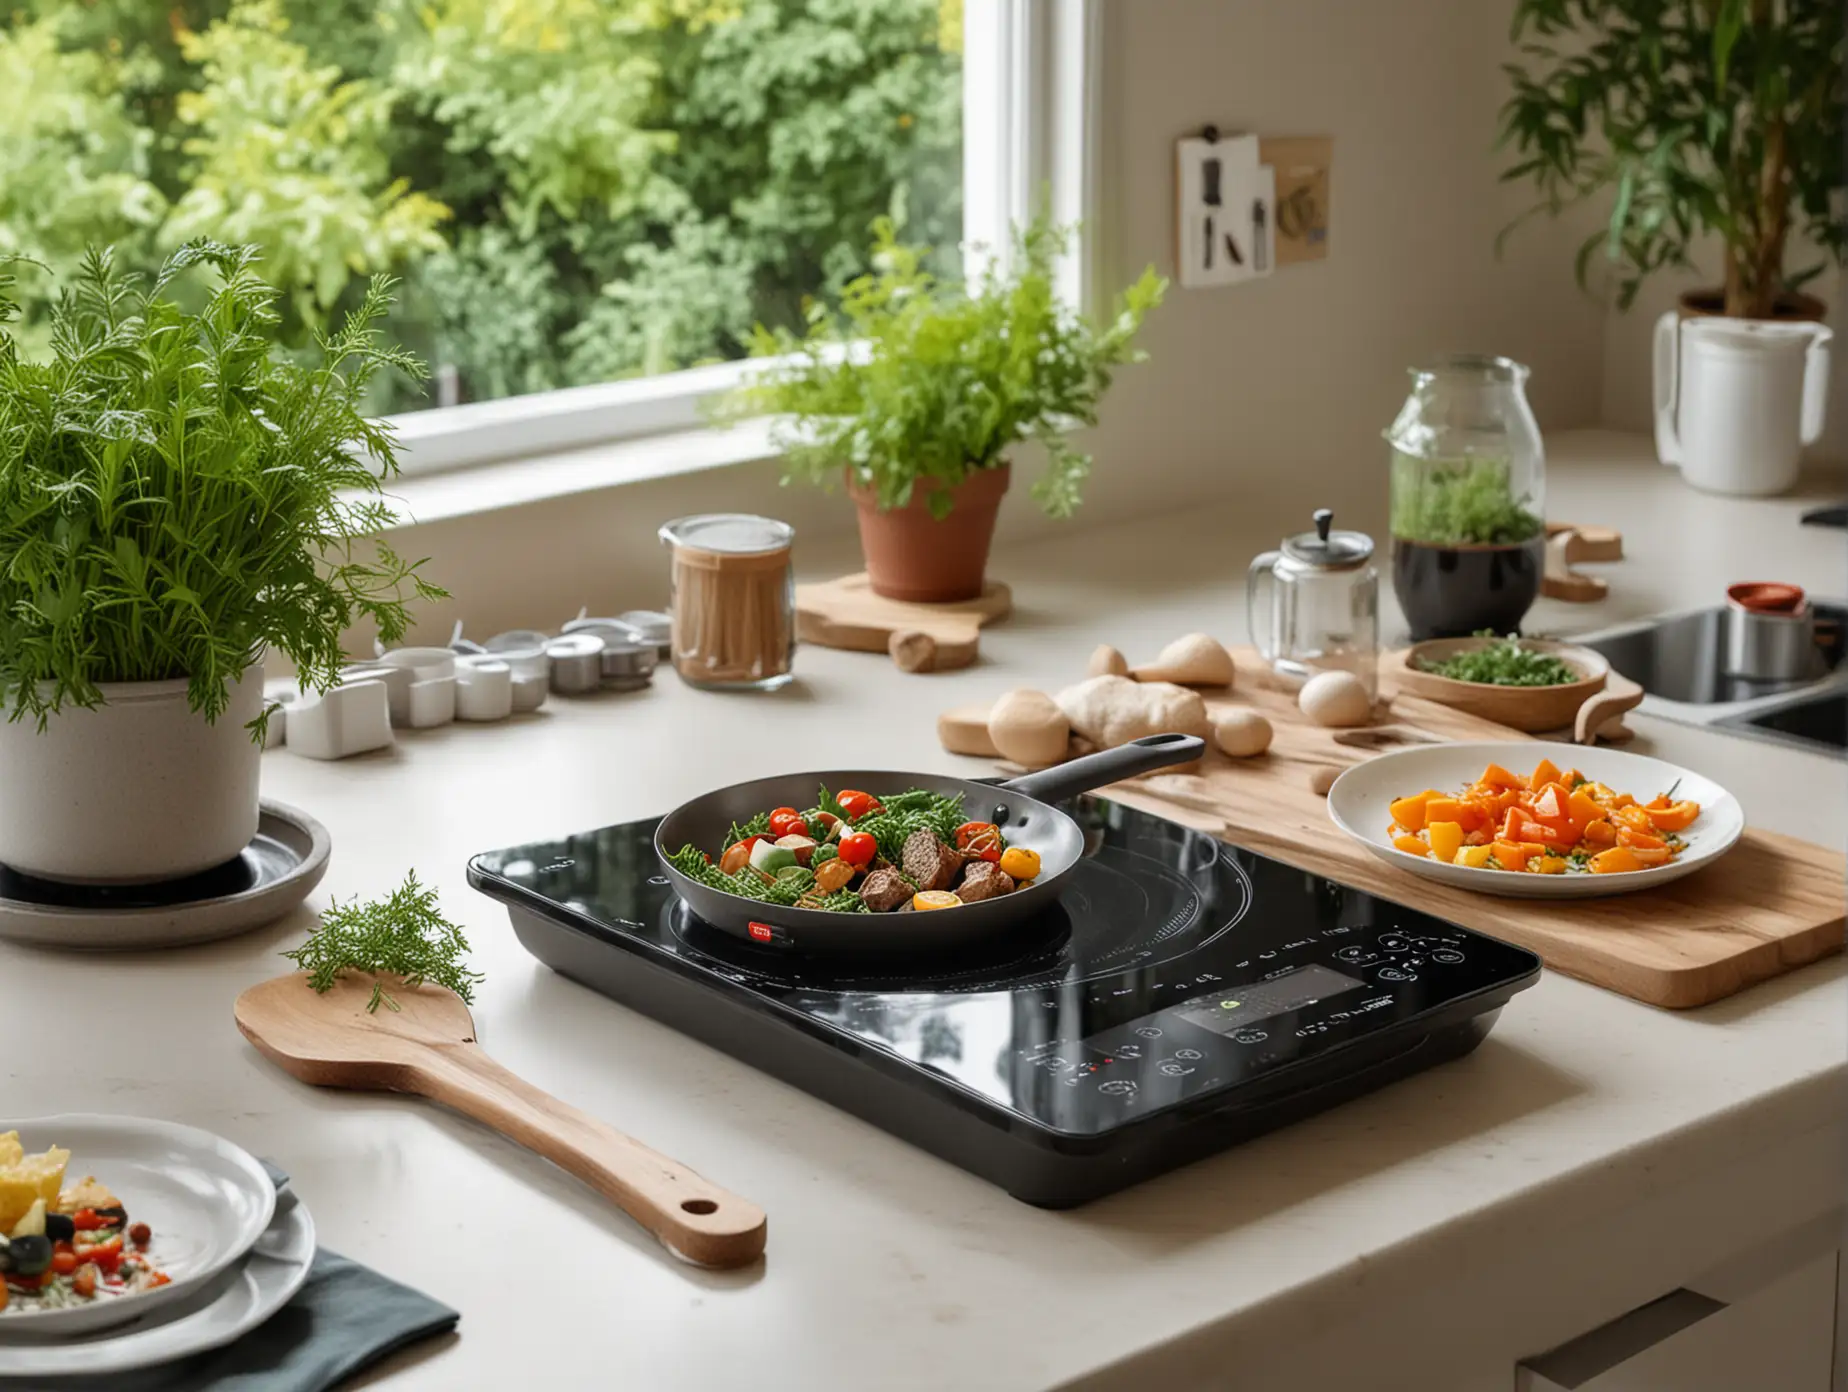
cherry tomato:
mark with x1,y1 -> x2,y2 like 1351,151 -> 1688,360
837,790 -> 883,820
76,1236 -> 123,1274
51,1250 -> 77,1276
768,811 -> 809,839
838,831 -> 877,867
71,1265 -> 96,1299
71,1209 -> 110,1232
954,822 -> 1002,861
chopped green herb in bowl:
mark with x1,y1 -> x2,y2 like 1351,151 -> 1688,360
1416,633 -> 1582,688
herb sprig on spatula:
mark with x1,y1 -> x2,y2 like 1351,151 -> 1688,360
284,873 -> 483,1014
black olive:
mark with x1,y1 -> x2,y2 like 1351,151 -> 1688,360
43,1212 -> 74,1242
9,1234 -> 51,1276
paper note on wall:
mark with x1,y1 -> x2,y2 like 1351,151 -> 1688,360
1174,134 -> 1274,289
1258,136 -> 1332,266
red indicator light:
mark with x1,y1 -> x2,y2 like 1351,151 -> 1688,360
748,922 -> 774,942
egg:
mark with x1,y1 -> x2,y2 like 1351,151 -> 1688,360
1298,670 -> 1372,728
1213,709 -> 1273,758
987,688 -> 1071,767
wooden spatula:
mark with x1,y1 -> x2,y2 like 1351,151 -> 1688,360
235,972 -> 766,1268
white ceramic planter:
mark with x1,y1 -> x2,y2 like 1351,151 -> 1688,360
0,667 -> 263,883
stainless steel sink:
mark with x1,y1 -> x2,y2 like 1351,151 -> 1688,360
1720,688 -> 1848,754
1575,602 -> 1844,705
1575,602 -> 1848,759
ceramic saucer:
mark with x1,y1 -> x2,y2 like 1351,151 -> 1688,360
0,802 -> 330,950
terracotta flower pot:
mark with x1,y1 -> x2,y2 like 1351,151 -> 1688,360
848,464 -> 1010,603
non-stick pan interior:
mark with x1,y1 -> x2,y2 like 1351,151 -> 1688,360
657,769 -> 1085,881
653,769 -> 1089,950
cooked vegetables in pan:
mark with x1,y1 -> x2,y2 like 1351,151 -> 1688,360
667,786 -> 1037,914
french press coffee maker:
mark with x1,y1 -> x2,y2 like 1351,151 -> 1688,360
1246,508 -> 1380,695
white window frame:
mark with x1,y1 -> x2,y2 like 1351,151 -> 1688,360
389,0 -> 1104,480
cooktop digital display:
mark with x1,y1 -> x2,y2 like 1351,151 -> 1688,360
470,795 -> 1542,1149
1172,963 -> 1366,1037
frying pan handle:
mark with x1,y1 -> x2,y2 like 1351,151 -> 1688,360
1000,733 -> 1205,806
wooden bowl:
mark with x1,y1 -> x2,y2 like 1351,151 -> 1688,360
1396,638 -> 1639,741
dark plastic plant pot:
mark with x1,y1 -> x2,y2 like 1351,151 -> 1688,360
1391,536 -> 1546,641
847,464 -> 1011,603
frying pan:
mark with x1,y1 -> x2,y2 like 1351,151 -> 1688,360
654,733 -> 1205,953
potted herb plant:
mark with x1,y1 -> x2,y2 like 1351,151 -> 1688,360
1499,0 -> 1842,495
0,242 -> 441,884
726,217 -> 1166,602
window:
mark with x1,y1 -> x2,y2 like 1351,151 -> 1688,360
0,0 -> 1095,477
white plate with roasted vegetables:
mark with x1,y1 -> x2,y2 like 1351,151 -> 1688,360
1326,742 -> 1743,899
0,1115 -> 275,1337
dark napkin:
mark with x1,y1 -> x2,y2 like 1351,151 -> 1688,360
2,1165 -> 458,1392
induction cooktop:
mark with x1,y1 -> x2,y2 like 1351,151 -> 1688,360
467,796 -> 1541,1207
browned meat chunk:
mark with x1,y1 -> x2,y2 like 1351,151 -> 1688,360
901,829 -> 962,891
955,860 -> 1016,903
859,867 -> 913,913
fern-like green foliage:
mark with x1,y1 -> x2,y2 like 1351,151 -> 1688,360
0,240 -> 445,732
725,215 -> 1166,519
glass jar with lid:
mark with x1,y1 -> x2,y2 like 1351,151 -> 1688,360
1246,508 -> 1380,696
659,514 -> 795,690
1386,355 -> 1546,640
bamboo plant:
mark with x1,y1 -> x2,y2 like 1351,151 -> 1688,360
1498,0 -> 1844,317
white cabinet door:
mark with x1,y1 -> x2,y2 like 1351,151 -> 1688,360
1519,1252 -> 1838,1392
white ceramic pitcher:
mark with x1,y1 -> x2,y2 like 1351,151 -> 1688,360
1653,314 -> 1831,496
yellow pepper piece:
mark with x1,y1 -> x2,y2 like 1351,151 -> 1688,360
1426,820 -> 1465,864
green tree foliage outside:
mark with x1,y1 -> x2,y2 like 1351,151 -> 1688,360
0,0 -> 963,412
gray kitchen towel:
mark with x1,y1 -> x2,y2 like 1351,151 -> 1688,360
1,1165 -> 458,1391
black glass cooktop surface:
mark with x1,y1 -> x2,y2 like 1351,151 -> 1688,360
469,796 -> 1541,1206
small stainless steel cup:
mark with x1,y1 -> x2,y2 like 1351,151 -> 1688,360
1723,604 -> 1819,682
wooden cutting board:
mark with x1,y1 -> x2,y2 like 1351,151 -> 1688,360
795,572 -> 1011,672
1103,647 -> 1844,1010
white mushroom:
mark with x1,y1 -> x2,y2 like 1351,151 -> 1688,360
1055,675 -> 1211,751
1298,670 -> 1372,728
987,689 -> 1071,768
1087,644 -> 1130,678
1130,633 -> 1237,688
1213,709 -> 1273,758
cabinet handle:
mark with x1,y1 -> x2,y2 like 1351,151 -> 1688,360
1516,1288 -> 1727,1390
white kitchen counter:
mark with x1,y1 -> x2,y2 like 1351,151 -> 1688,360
5,431 -> 1843,1390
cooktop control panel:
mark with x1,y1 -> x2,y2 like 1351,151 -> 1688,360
1012,922 -> 1495,1131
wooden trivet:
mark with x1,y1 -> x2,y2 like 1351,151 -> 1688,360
795,572 -> 1011,672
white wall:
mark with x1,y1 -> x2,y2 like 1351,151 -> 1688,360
379,0 -> 1609,642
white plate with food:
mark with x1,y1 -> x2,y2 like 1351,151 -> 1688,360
0,1183 -> 313,1377
1326,741 -> 1744,900
0,1116 -> 275,1337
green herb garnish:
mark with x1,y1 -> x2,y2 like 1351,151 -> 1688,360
283,872 -> 483,1013
1390,454 -> 1544,546
1418,632 -> 1579,687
